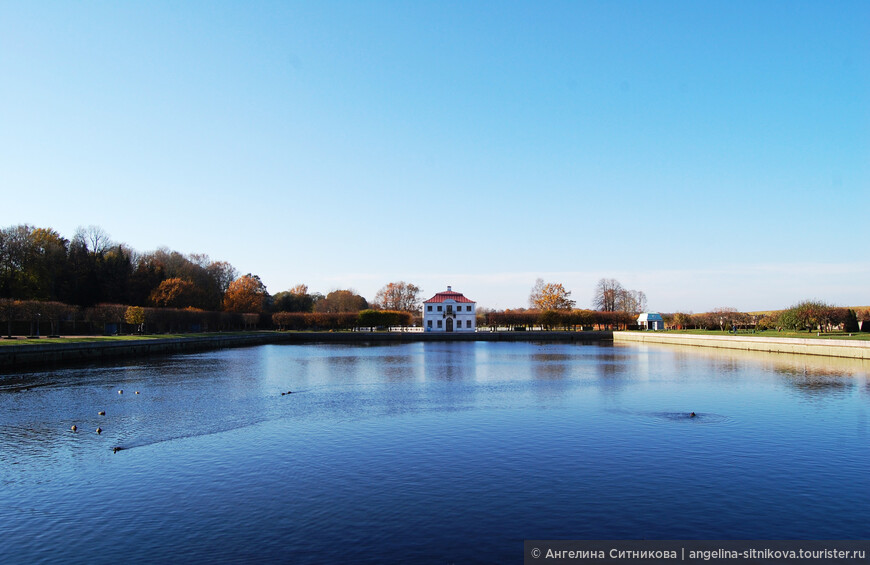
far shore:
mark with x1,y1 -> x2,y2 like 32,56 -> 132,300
2,327 -> 868,348
0,331 -> 610,370
2,329 -> 869,371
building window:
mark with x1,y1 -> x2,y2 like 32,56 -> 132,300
466,306 -> 472,311
437,320 -> 442,328
427,320 -> 432,328
467,320 -> 472,328
437,305 -> 442,312
427,305 -> 432,312
447,305 -> 453,313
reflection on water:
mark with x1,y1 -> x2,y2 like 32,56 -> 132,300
777,370 -> 855,397
618,341 -> 870,399
1,341 -> 869,564
622,340 -> 870,377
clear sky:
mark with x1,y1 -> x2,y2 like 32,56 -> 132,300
2,1 -> 868,312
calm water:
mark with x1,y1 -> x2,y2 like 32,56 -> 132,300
1,341 -> 869,564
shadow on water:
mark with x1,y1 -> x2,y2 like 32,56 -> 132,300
531,353 -> 569,380
594,354 -> 632,397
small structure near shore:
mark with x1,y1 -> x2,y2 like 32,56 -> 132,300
637,312 -> 664,331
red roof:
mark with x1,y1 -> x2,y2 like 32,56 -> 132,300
424,290 -> 475,304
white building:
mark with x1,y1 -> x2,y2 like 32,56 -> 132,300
637,312 -> 664,330
423,286 -> 476,332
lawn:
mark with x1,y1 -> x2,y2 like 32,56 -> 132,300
0,332 -> 270,346
664,329 -> 870,341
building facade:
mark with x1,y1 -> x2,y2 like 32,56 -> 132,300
637,312 -> 664,330
423,286 -> 476,332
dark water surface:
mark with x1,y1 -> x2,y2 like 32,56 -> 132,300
2,341 -> 869,564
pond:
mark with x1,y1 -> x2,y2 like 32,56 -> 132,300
1,341 -> 869,564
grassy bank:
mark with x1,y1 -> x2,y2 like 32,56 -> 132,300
0,332 -> 271,347
662,329 -> 870,341
614,331 -> 870,360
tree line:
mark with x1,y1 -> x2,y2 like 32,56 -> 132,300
527,278 -> 648,314
0,224 -> 432,334
480,309 -> 638,331
3,224 -> 864,335
0,224 -> 238,310
668,301 -> 869,333
0,224 -> 422,312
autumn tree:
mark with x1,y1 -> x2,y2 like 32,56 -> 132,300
529,278 -> 576,310
314,289 -> 368,313
125,306 -> 146,333
223,274 -> 269,313
673,312 -> 693,330
272,283 -> 316,312
712,307 -> 740,331
148,278 -> 202,308
145,249 -> 236,310
374,281 -> 422,312
776,300 -> 835,332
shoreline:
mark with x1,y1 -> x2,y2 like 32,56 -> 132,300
0,331 -> 612,370
614,331 -> 870,360
4,329 -> 869,371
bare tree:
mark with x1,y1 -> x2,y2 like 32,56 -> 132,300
595,279 -> 648,313
617,289 -> 647,314
188,253 -> 211,268
593,278 -> 624,311
75,225 -> 113,256
529,278 -> 545,309
206,261 -> 238,296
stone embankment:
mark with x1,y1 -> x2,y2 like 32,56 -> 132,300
614,331 -> 870,360
0,331 -> 613,370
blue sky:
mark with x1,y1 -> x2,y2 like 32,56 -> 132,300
2,1 -> 868,311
